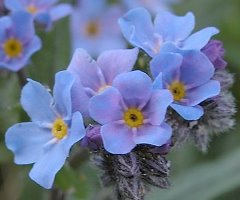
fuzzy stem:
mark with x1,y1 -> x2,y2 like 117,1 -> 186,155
50,188 -> 65,200
17,69 -> 27,88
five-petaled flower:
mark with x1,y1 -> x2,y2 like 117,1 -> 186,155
5,71 -> 86,189
151,44 -> 221,120
89,70 -> 173,154
0,11 -> 41,71
119,7 -> 219,57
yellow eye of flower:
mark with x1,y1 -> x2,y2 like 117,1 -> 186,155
124,108 -> 144,128
52,118 -> 68,140
168,81 -> 186,101
26,5 -> 38,14
85,21 -> 99,37
3,38 -> 23,58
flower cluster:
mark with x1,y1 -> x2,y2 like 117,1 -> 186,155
4,4 -> 235,200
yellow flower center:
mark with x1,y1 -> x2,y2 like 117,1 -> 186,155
85,21 -> 99,37
98,85 -> 110,93
3,38 -> 23,58
26,5 -> 38,14
123,108 -> 144,128
52,118 -> 68,140
168,81 -> 186,101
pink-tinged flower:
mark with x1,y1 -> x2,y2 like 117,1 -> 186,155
89,70 -> 173,154
70,0 -> 126,56
151,44 -> 221,120
4,0 -> 72,30
201,40 -> 227,70
67,47 -> 139,117
0,11 -> 41,71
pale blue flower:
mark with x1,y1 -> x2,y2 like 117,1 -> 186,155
5,71 -> 86,189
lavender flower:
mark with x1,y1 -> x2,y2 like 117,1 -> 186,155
5,0 -> 72,30
5,71 -> 86,189
89,70 -> 173,154
67,47 -> 139,117
0,11 -> 41,71
119,7 -> 219,57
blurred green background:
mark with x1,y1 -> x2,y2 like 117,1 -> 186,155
0,0 -> 239,199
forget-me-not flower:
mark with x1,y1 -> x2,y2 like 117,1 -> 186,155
151,44 -> 221,120
70,0 -> 126,56
0,11 -> 41,71
67,47 -> 139,117
119,7 -> 219,57
5,71 -> 86,189
4,0 -> 72,30
89,70 -> 173,154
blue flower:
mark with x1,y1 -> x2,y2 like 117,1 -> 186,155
5,71 -> 86,189
89,70 -> 173,154
70,0 -> 126,56
0,11 -> 41,71
67,47 -> 139,117
119,7 -> 219,57
5,0 -> 72,30
151,44 -> 221,120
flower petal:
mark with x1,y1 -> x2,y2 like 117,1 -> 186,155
154,11 -> 194,42
186,80 -> 220,106
118,7 -> 155,56
53,71 -> 75,119
171,103 -> 204,120
183,27 -> 219,50
50,4 -> 72,21
67,48 -> 102,91
143,90 -> 173,125
29,142 -> 68,189
5,122 -> 52,164
97,48 -> 139,84
133,123 -> 172,146
89,87 -> 123,124
21,79 -> 56,123
4,0 -> 23,11
101,122 -> 135,154
112,70 -> 152,107
152,72 -> 163,90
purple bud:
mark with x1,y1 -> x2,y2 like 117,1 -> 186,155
149,139 -> 172,155
81,125 -> 103,151
201,40 -> 227,70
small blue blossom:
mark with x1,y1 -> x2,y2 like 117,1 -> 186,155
5,71 -> 86,189
67,47 -> 139,117
89,70 -> 173,154
151,44 -> 221,120
4,0 -> 72,30
119,7 -> 219,57
70,0 -> 126,56
0,11 -> 41,71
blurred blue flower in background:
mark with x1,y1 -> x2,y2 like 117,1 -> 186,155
5,71 -> 86,189
119,7 -> 219,57
70,0 -> 126,56
151,44 -> 221,120
4,0 -> 72,30
89,70 -> 173,154
67,47 -> 139,117
0,11 -> 41,71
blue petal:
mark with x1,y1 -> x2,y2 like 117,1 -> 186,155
29,142 -> 68,189
171,103 -> 204,120
119,7 -> 155,56
143,89 -> 173,125
21,79 -> 56,123
186,80 -> 220,106
5,122 -> 52,164
150,52 -> 183,84
53,71 -> 75,119
89,87 -> 123,124
152,73 -> 163,90
97,48 -> 139,84
112,70 -> 152,108
133,123 -> 172,146
0,16 -> 11,42
4,0 -> 23,11
35,13 -> 52,31
183,27 -> 219,50
154,11 -> 194,42
50,4 -> 72,21
101,122 -> 135,154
